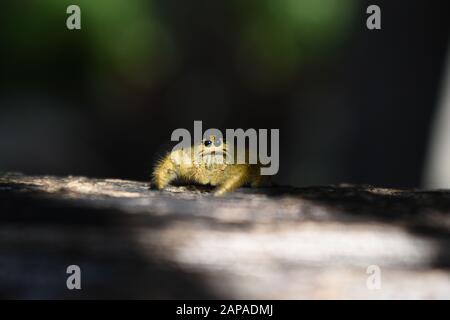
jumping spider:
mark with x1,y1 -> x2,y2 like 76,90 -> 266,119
152,136 -> 270,196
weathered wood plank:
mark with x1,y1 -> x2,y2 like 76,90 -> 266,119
0,173 -> 449,299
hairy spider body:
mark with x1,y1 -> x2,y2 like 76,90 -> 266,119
152,136 -> 270,196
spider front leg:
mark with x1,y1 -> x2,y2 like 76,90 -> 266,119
152,155 -> 178,190
214,168 -> 248,196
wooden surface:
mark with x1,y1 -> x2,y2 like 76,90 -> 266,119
0,172 -> 449,299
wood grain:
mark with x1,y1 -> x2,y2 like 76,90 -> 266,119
0,173 -> 449,299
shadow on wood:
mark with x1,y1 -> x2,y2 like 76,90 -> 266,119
0,173 -> 449,299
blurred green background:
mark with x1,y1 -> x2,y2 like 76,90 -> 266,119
0,0 -> 448,187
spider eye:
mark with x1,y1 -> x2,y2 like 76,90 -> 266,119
214,139 -> 221,147
204,140 -> 212,147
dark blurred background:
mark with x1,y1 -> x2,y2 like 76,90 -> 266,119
0,0 -> 449,188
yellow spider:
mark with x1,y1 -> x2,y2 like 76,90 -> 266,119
152,136 -> 270,196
